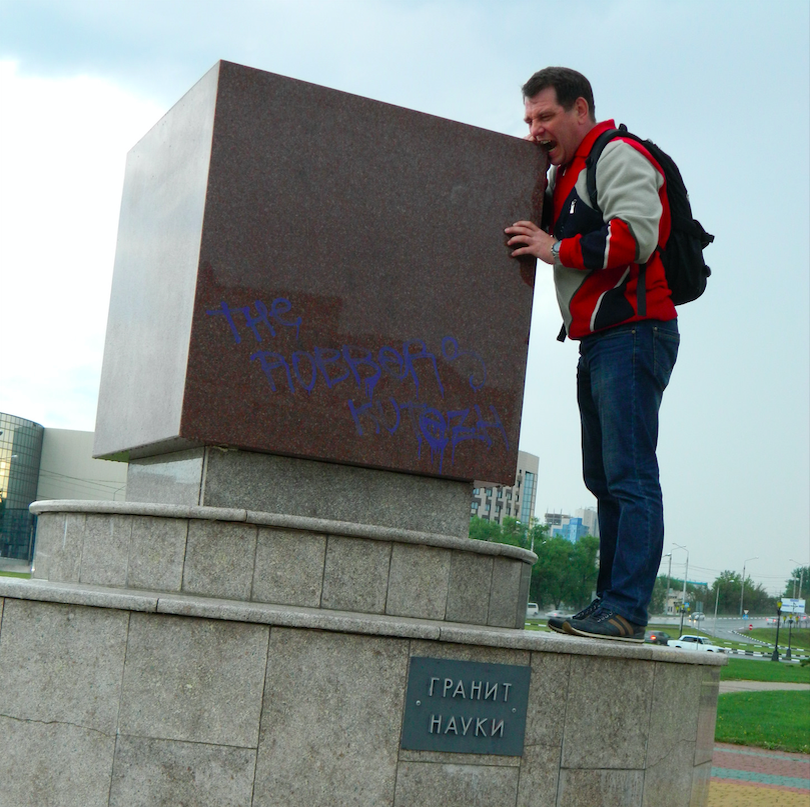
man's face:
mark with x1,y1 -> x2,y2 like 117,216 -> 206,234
523,87 -> 588,167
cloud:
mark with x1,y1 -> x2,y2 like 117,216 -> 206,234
0,61 -> 164,428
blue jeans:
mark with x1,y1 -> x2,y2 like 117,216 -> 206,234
577,319 -> 679,626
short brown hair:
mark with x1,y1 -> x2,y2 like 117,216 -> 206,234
522,67 -> 596,121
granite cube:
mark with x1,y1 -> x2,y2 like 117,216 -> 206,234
94,60 -> 544,484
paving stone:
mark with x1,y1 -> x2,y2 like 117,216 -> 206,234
557,768 -> 644,807
109,734 -> 256,807
445,551 -> 492,624
118,612 -> 268,747
393,761 -> 519,807
252,526 -> 325,606
561,655 -> 654,770
253,627 -> 408,806
0,599 -> 128,733
182,520 -> 257,600
386,541 -> 450,620
0,715 -> 115,807
321,534 -> 391,614
126,515 -> 187,591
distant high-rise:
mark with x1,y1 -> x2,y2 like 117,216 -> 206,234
470,450 -> 539,526
543,507 -> 599,541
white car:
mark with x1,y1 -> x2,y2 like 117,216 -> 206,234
526,602 -> 540,618
668,635 -> 725,653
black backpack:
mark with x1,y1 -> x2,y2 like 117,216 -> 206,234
585,124 -> 714,306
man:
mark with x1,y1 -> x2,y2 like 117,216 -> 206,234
505,67 -> 679,642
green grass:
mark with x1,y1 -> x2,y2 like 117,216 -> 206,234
715,691 -> 810,754
746,627 -> 810,647
721,657 -> 810,684
0,571 -> 31,579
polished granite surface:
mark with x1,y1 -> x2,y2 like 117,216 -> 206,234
95,60 -> 545,483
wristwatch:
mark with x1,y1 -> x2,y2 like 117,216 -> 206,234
551,239 -> 561,261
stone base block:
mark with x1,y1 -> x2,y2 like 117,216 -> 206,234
30,501 -> 534,629
125,448 -> 475,539
0,577 -> 722,807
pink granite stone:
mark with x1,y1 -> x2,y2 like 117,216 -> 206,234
95,60 -> 545,483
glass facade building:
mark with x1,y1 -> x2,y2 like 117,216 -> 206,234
469,451 -> 539,526
0,412 -> 44,561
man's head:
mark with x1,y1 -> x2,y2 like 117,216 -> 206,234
522,67 -> 596,166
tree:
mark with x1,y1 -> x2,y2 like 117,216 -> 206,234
649,576 -> 669,614
529,533 -> 598,610
565,534 -> 599,607
709,570 -> 775,616
468,516 -> 503,543
468,519 -> 597,610
784,566 -> 809,599
499,516 -> 529,549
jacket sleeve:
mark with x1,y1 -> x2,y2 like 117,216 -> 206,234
559,140 -> 664,271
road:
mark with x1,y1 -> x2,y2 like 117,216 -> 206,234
652,615 -> 772,645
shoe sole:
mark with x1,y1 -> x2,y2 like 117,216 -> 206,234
547,622 -> 568,635
563,623 -> 644,643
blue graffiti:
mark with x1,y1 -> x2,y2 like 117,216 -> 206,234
206,295 -> 505,470
347,398 -> 508,474
249,340 -> 450,400
206,298 -> 302,343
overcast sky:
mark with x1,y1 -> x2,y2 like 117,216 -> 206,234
1,0 -> 807,596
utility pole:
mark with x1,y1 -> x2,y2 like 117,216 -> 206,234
673,544 -> 689,636
789,559 -> 805,600
739,556 -> 758,617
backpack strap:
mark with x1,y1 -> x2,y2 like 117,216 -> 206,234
585,123 -> 651,320
584,123 -> 627,213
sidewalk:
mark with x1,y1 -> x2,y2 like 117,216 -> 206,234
709,743 -> 810,806
719,681 -> 810,694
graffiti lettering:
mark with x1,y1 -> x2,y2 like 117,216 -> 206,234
207,294 -> 506,471
347,397 -> 508,473
206,298 -> 302,343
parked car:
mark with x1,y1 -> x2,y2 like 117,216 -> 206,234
644,630 -> 671,646
668,635 -> 725,653
526,602 -> 540,618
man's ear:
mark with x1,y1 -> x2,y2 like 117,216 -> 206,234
574,96 -> 590,122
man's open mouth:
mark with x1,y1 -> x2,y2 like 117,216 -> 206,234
539,140 -> 557,152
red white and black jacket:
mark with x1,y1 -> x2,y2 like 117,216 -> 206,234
550,119 -> 677,339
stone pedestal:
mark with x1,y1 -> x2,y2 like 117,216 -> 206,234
2,62 -> 722,807
124,447 -> 475,538
1,523 -> 722,807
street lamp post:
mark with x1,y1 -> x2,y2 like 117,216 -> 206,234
789,559 -> 805,600
771,600 -> 782,662
739,556 -> 758,617
712,584 -> 721,640
786,616 -> 794,661
673,543 -> 689,636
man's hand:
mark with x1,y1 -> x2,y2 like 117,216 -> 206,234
505,220 -> 557,264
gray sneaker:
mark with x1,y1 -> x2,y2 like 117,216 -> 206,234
547,598 -> 601,634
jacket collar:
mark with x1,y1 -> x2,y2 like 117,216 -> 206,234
573,119 -> 616,161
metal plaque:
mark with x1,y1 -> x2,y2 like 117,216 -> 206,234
401,656 -> 531,756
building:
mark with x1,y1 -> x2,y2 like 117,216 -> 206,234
470,450 -> 538,526
0,413 -> 44,560
543,507 -> 599,541
0,413 -> 128,562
